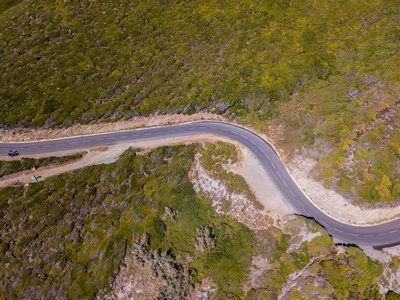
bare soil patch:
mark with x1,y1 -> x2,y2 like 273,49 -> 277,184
2,113 -> 400,225
0,113 -> 228,142
288,154 -> 400,225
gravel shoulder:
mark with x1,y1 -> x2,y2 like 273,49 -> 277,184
0,134 -> 293,218
287,154 -> 400,225
1,114 -> 400,225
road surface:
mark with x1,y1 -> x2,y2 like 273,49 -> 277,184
1,121 -> 399,248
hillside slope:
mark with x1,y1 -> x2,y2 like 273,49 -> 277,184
1,0 -> 399,203
2,145 -> 399,299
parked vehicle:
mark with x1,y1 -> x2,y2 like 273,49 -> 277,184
8,150 -> 19,157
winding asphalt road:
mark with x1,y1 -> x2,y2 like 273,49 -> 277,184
1,121 -> 399,248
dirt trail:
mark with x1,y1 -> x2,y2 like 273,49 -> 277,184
0,113 -> 227,142
0,133 -> 294,218
2,114 -> 400,225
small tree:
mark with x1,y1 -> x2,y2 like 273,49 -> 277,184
195,227 -> 216,253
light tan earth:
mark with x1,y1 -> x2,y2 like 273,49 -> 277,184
0,133 -> 293,218
3,116 -> 400,297
0,145 -> 126,188
288,155 -> 400,225
224,145 -> 295,215
100,255 -> 162,300
0,112 -> 228,142
1,113 -> 400,225
0,134 -> 232,188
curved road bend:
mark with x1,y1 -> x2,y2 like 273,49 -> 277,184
1,121 -> 399,248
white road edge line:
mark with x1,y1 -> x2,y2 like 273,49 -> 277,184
320,221 -> 328,226
348,233 -> 359,236
5,121 -> 400,247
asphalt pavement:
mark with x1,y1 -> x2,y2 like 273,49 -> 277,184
1,121 -> 399,248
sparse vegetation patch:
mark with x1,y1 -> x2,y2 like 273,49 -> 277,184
0,152 -> 85,178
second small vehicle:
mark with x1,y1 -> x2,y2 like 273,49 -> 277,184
8,150 -> 19,157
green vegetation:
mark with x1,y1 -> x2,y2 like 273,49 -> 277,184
249,219 -> 385,299
200,142 -> 260,208
387,291 -> 400,300
0,152 -> 85,178
0,0 -> 335,126
255,228 -> 292,263
251,244 -> 382,299
131,234 -> 193,299
1,0 -> 399,205
0,0 -> 23,14
191,219 -> 253,298
1,0 -> 398,294
0,144 -> 392,298
1,0 -> 399,204
315,247 -> 383,299
201,142 -> 238,169
0,146 -> 253,299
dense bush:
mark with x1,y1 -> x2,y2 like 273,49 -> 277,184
0,152 -> 85,178
0,0 -> 397,128
200,141 -> 260,207
1,0 -> 400,205
0,146 -> 254,299
0,145 -> 389,298
250,223 -> 383,299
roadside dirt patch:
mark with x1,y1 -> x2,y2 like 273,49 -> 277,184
288,154 -> 400,225
0,134 -> 286,206
0,145 -> 127,188
225,146 -> 294,215
190,151 -> 278,231
100,258 -> 162,300
3,114 -> 400,225
0,113 -> 228,142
